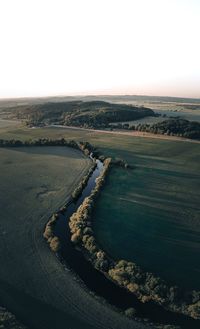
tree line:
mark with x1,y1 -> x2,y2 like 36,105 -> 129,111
0,138 -> 95,152
110,118 -> 200,140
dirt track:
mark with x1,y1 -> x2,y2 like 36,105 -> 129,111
51,124 -> 200,144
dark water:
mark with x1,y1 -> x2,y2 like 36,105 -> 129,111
54,158 -> 200,328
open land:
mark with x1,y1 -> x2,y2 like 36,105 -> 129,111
0,144 -> 147,329
96,95 -> 200,123
0,96 -> 200,329
93,164 -> 200,291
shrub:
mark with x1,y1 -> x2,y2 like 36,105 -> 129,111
49,236 -> 61,252
124,307 -> 137,318
43,225 -> 53,240
188,301 -> 200,319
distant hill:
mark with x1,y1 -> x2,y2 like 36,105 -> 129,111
0,94 -> 200,106
10,100 -> 155,128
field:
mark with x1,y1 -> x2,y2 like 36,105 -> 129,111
0,118 -> 21,130
105,95 -> 200,127
0,146 -> 90,217
90,129 -> 200,291
0,146 -> 96,329
0,113 -> 200,328
1,122 -> 199,288
93,164 -> 200,291
0,144 -> 145,329
88,130 -> 200,292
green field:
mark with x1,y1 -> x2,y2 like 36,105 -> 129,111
0,142 -> 142,329
96,134 -> 200,291
0,146 -> 99,329
0,146 -> 90,218
93,164 -> 200,291
88,133 -> 200,291
0,118 -> 200,326
1,122 -> 199,290
0,119 -> 21,130
110,99 -> 200,126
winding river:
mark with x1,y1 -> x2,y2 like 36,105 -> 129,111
54,156 -> 199,329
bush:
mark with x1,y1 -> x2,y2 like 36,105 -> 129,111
188,301 -> 200,319
49,236 -> 61,252
43,225 -> 53,240
124,307 -> 137,318
0,307 -> 27,329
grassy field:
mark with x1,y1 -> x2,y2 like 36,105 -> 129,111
86,130 -> 200,291
142,102 -> 200,122
0,119 -> 200,327
0,144 -> 144,329
0,146 -> 96,329
93,165 -> 200,291
0,119 -> 21,130
0,146 -> 90,219
110,99 -> 200,125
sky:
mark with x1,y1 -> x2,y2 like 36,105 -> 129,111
0,0 -> 199,99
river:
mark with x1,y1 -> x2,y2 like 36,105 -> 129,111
54,156 -> 199,329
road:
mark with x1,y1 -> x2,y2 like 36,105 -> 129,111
50,124 -> 200,144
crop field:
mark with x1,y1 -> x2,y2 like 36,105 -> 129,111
0,119 -> 200,327
1,124 -> 199,286
0,146 -> 100,329
90,132 -> 200,292
0,146 -> 91,217
0,118 -> 21,130
110,100 -> 200,125
142,102 -> 200,122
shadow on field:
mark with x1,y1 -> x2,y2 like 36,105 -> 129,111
0,280 -> 93,329
9,146 -> 84,160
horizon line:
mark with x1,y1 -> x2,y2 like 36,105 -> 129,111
0,93 -> 200,102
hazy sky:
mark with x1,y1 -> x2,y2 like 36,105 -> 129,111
0,0 -> 199,99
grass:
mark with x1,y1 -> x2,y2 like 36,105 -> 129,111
0,118 -> 21,132
0,146 -> 91,219
0,146 -> 98,329
2,122 -> 198,290
93,155 -> 200,291
110,99 -> 200,127
0,119 -> 200,327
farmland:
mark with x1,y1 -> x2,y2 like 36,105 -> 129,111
0,143 -> 147,329
0,112 -> 200,328
89,129 -> 200,291
93,164 -> 200,291
0,146 -> 99,329
1,123 -> 199,291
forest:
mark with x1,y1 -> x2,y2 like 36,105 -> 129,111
6,100 -> 155,127
135,119 -> 200,139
